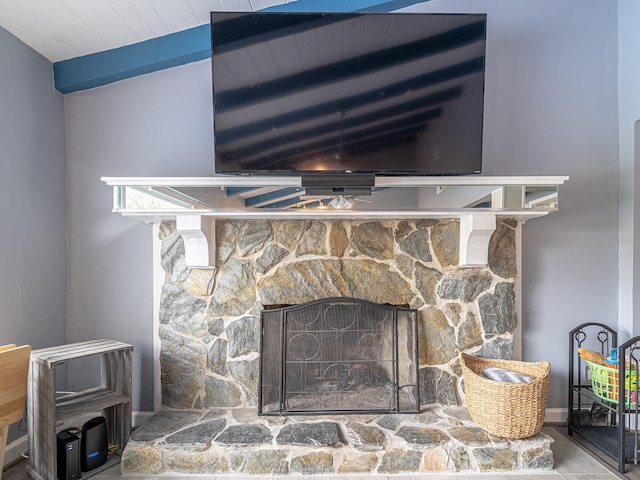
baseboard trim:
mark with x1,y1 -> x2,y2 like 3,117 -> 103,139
2,410 -> 156,470
132,410 -> 155,426
3,435 -> 28,470
544,407 -> 568,425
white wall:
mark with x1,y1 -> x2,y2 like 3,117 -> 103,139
618,0 -> 640,338
65,61 -> 216,410
410,0 -> 620,408
0,26 -> 66,442
64,0 -> 622,411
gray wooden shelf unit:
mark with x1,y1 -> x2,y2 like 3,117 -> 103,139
26,339 -> 132,480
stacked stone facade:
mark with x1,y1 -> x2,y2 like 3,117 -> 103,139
158,218 -> 518,410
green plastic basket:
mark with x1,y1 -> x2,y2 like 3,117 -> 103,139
586,360 -> 638,406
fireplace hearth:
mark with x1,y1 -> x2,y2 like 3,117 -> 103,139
259,298 -> 419,415
135,218 -> 534,475
121,406 -> 555,475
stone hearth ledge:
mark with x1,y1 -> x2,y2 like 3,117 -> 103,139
121,405 -> 553,475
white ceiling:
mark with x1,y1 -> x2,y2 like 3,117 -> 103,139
0,0 -> 295,63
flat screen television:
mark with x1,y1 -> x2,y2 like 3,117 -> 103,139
211,11 -> 486,176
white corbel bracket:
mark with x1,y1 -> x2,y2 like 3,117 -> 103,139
176,215 -> 216,268
459,213 -> 497,267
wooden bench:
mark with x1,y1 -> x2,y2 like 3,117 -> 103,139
0,344 -> 31,478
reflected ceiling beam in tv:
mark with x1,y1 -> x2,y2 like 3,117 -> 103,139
211,11 -> 487,176
211,13 -> 358,55
240,125 -> 426,172
214,58 -> 481,147
221,104 -> 443,163
213,15 -> 486,111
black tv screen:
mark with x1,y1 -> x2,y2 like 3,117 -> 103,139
211,11 -> 486,176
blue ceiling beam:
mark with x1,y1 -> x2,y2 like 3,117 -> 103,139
244,187 -> 305,206
224,186 -> 260,197
53,25 -> 211,94
52,0 -> 428,94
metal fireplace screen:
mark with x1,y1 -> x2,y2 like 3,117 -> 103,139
259,298 -> 419,415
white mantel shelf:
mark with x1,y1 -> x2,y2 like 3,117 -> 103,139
103,175 -> 568,267
115,208 -> 552,223
102,175 -> 567,222
103,175 -> 568,188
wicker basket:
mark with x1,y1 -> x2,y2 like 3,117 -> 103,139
460,352 -> 551,439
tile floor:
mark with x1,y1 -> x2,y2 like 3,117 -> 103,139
2,427 -> 632,480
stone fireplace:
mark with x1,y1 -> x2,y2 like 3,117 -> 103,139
121,217 -> 553,474
158,217 -> 518,411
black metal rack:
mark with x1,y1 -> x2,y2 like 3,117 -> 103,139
568,322 -> 640,473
